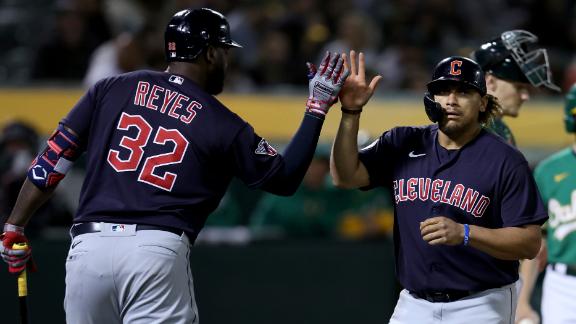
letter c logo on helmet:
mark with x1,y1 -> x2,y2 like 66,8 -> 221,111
423,56 -> 486,123
450,60 -> 463,76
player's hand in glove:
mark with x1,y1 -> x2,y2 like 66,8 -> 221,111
338,50 -> 382,113
0,223 -> 34,273
420,216 -> 466,246
305,51 -> 350,117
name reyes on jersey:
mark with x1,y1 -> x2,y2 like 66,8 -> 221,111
133,81 -> 203,125
393,177 -> 490,217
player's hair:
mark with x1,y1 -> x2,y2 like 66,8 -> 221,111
479,94 -> 502,125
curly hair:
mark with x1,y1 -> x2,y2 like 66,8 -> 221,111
479,94 -> 502,124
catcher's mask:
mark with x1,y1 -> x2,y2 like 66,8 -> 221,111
471,30 -> 559,92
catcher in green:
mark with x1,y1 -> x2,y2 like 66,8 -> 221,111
471,30 -> 560,146
515,84 -> 576,324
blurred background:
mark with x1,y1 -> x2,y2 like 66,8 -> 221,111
0,0 -> 568,322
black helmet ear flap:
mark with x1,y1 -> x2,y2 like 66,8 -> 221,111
424,92 -> 444,123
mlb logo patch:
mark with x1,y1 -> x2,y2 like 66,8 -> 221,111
255,138 -> 277,156
169,75 -> 184,85
111,224 -> 126,232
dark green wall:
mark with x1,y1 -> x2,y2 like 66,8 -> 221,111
0,239 -> 399,324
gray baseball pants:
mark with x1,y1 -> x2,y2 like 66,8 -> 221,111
64,224 -> 198,324
389,281 -> 518,324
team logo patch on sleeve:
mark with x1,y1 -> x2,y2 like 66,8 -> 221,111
255,139 -> 277,156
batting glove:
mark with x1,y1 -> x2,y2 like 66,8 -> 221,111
305,52 -> 350,117
0,224 -> 33,274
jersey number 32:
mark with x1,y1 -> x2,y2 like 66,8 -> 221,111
107,112 -> 189,192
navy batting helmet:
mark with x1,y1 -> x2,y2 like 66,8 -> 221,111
564,84 -> 576,133
471,30 -> 559,92
424,56 -> 486,122
164,8 -> 241,63
427,56 -> 486,96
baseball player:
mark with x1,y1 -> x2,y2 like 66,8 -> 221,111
0,8 -> 350,324
513,84 -> 576,324
471,29 -> 559,146
331,51 -> 548,323
470,30 -> 560,324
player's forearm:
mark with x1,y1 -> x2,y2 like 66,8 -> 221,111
6,179 -> 55,226
330,113 -> 367,188
468,224 -> 541,260
263,113 -> 324,196
517,257 -> 539,305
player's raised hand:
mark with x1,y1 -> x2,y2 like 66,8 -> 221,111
305,52 -> 350,117
338,50 -> 382,112
420,216 -> 465,246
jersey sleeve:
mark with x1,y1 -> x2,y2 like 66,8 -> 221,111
358,130 -> 395,189
60,82 -> 101,140
230,124 -> 283,189
500,161 -> 548,227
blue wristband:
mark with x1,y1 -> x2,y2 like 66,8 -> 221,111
463,224 -> 470,246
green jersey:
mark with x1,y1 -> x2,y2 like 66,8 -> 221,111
534,147 -> 576,264
485,118 -> 516,146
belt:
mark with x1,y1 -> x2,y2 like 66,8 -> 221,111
410,290 -> 478,303
549,263 -> 576,276
71,222 -> 183,238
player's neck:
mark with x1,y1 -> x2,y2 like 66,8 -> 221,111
165,63 -> 207,90
438,124 -> 482,150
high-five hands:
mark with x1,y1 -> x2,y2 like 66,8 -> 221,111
339,50 -> 382,113
306,52 -> 350,117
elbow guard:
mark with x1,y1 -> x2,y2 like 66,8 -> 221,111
27,124 -> 82,190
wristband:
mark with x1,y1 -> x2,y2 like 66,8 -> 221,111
463,224 -> 470,246
4,223 -> 24,234
341,107 -> 362,115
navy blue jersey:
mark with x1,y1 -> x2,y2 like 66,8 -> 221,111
359,124 -> 548,292
62,71 -> 292,241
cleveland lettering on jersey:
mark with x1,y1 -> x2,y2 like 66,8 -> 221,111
393,177 -> 490,217
133,80 -> 203,124
332,53 -> 548,322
